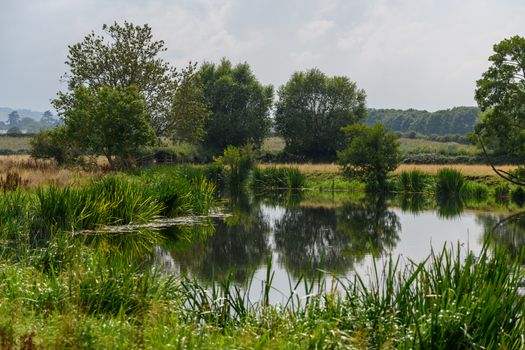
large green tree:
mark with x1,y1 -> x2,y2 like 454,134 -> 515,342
275,68 -> 367,159
63,85 -> 155,168
53,21 -> 207,141
475,35 -> 525,158
338,123 -> 400,191
199,59 -> 273,153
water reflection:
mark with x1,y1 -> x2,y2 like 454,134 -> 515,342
160,192 -> 271,285
477,212 -> 525,261
436,194 -> 464,219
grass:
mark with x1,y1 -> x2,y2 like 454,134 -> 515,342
250,166 -> 306,190
0,160 -> 521,347
0,231 -> 521,348
398,137 -> 478,156
0,135 -> 32,152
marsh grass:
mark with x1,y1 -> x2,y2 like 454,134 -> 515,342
396,170 -> 431,193
250,166 -> 305,190
435,168 -> 465,196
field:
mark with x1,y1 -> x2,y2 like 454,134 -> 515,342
260,162 -> 517,178
398,137 -> 478,155
0,135 -> 32,152
261,136 -> 480,157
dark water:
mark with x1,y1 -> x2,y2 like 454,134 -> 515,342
145,193 -> 525,304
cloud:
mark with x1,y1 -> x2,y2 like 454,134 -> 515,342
297,20 -> 335,43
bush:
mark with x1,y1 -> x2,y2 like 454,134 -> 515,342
214,144 -> 255,189
511,186 -> 525,206
30,127 -> 76,165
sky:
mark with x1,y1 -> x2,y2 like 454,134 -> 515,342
0,0 -> 524,113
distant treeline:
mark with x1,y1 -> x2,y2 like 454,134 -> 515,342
366,106 -> 479,136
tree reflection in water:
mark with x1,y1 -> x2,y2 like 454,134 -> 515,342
161,192 -> 271,286
273,195 -> 401,278
477,212 -> 525,262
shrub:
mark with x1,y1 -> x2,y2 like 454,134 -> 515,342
214,144 -> 255,188
511,186 -> 525,206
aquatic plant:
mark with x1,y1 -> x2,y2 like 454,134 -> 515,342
396,170 -> 431,193
250,166 -> 305,190
435,168 -> 465,196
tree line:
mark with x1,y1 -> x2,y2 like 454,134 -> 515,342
1,110 -> 60,134
367,106 -> 479,136
31,21 -> 369,166
30,21 -> 524,190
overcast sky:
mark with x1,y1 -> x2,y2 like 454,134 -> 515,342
1,0 -> 524,113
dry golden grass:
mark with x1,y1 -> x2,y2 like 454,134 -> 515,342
259,162 -> 518,177
393,164 -> 517,176
0,155 -> 101,189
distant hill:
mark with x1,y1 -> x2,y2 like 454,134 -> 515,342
0,107 -> 46,122
367,106 -> 479,135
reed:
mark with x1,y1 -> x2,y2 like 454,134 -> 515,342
435,168 -> 465,196
250,166 -> 305,190
396,170 -> 431,193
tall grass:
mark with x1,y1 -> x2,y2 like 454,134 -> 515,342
250,166 -> 305,190
396,170 -> 431,193
435,168 -> 465,196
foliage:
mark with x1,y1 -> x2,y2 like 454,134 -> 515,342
52,21 -> 207,139
214,144 -> 255,188
368,106 -> 479,135
510,186 -> 525,206
30,126 -> 76,165
169,64 -> 209,144
199,59 -> 273,152
7,111 -> 20,126
338,123 -> 400,191
63,85 -> 156,168
6,126 -> 21,135
275,68 -> 367,159
250,166 -> 305,190
475,36 -> 525,157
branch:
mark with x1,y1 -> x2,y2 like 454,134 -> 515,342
477,133 -> 525,186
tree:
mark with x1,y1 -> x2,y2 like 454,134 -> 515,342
199,59 -> 273,153
40,110 -> 58,129
53,21 -> 207,139
6,126 -> 21,135
7,111 -> 20,126
275,68 -> 367,159
475,36 -> 525,157
62,85 -> 155,168
474,35 -> 525,184
337,123 -> 400,191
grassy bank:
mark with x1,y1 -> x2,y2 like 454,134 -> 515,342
0,232 -> 522,348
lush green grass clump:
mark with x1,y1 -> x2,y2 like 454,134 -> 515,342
251,166 -> 305,190
396,170 -> 431,193
435,168 -> 465,196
